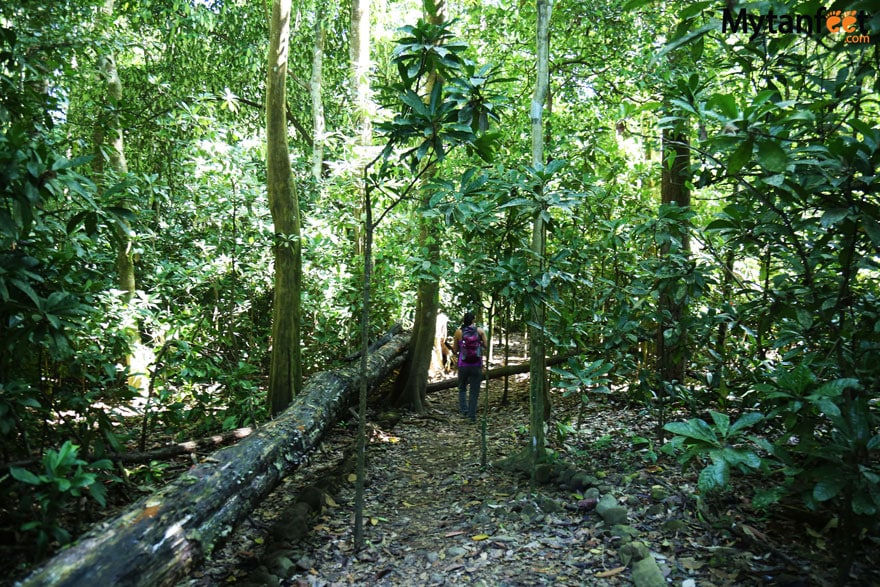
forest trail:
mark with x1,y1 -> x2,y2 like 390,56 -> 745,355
180,376 -> 878,587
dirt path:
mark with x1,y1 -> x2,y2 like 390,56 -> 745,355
180,379 -> 878,587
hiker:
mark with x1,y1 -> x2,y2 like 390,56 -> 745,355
452,311 -> 488,422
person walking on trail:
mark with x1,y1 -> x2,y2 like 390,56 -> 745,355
453,311 -> 488,422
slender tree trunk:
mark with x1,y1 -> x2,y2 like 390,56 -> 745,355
267,0 -> 303,416
390,0 -> 445,413
354,168 -> 374,550
350,0 -> 371,256
657,128 -> 691,384
93,0 -> 143,390
527,0 -> 552,461
310,6 -> 325,183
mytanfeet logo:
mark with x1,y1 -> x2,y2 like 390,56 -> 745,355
722,6 -> 872,44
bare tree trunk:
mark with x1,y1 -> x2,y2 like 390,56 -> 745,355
350,0 -> 371,256
267,0 -> 303,416
528,0 -> 552,461
92,0 -> 145,392
390,0 -> 446,413
310,6 -> 325,183
657,128 -> 691,385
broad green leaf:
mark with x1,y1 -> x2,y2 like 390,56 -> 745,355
9,278 -> 41,307
664,418 -> 718,446
863,217 -> 880,249
708,93 -> 738,120
813,477 -> 844,502
721,447 -> 762,469
729,412 -> 763,435
812,397 -> 841,418
757,139 -> 788,173
680,1 -> 711,21
698,458 -> 729,493
820,208 -> 850,228
623,0 -> 654,9
814,378 -> 860,397
10,467 -> 41,485
727,139 -> 753,175
709,411 -> 730,438
852,492 -> 877,516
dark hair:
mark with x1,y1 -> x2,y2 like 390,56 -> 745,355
462,311 -> 475,327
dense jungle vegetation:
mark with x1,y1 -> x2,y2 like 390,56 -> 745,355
1,0 -> 878,583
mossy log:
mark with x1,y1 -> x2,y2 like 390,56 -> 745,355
18,332 -> 409,587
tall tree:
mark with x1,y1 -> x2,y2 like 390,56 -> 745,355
310,5 -> 326,182
350,0 -> 371,146
527,0 -> 552,461
349,0 -> 372,256
92,0 -> 144,388
267,0 -> 303,416
656,127 -> 691,384
390,0 -> 447,414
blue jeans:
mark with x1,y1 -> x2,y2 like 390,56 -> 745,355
458,365 -> 482,420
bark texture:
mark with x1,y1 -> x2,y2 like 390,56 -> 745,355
19,333 -> 409,587
389,0 -> 446,413
657,128 -> 691,384
528,0 -> 552,458
267,0 -> 303,415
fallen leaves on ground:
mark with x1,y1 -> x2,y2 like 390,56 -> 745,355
182,377 -> 879,587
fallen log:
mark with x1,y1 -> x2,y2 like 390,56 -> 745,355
18,332 -> 410,587
426,353 -> 576,393
1,428 -> 257,472
110,426 -> 257,464
342,322 -> 403,362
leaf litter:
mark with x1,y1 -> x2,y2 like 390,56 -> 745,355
181,376 -> 879,587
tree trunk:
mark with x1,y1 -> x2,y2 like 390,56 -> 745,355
19,333 -> 409,587
310,6 -> 325,182
349,0 -> 371,146
657,128 -> 691,384
267,0 -> 303,416
93,0 -> 144,392
528,0 -> 552,461
349,0 -> 371,257
390,0 -> 445,413
391,277 -> 438,412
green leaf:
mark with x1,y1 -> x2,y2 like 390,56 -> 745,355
656,24 -> 715,60
663,418 -> 719,446
729,412 -> 763,436
698,458 -> 730,493
709,411 -> 730,438
863,217 -> 880,249
756,139 -> 789,173
680,1 -> 711,20
813,477 -> 844,502
9,278 -> 42,307
623,0 -> 654,9
811,397 -> 841,418
820,208 -> 850,228
727,139 -> 753,176
10,467 -> 41,485
852,491 -> 877,516
721,447 -> 762,469
708,93 -> 739,120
